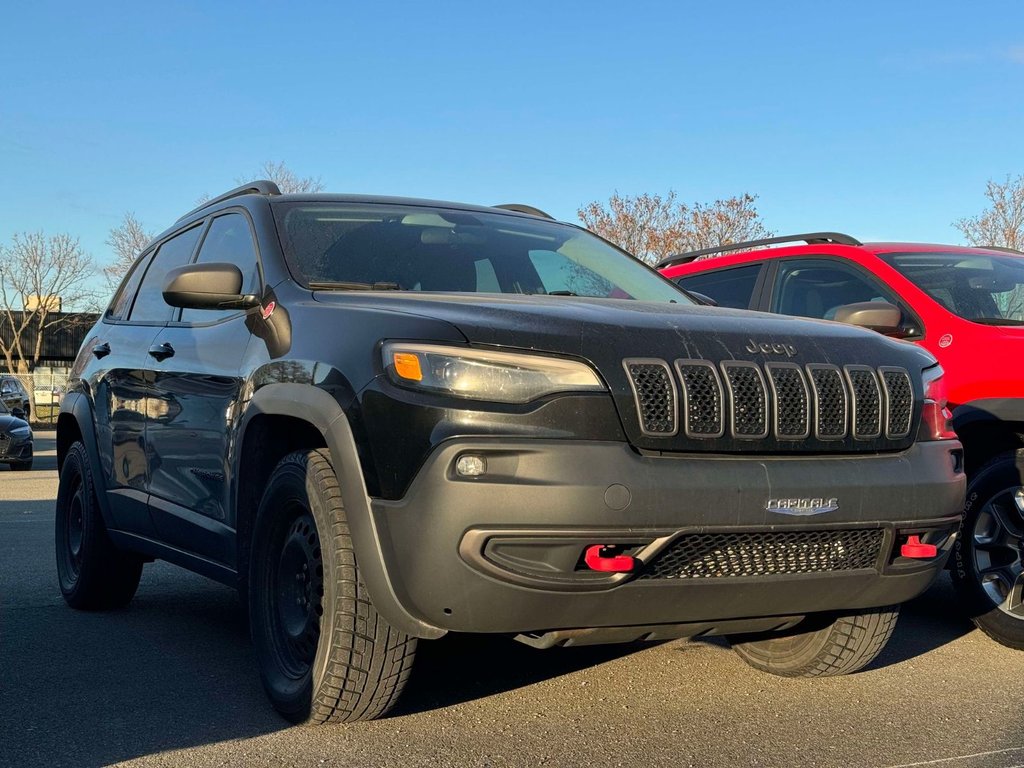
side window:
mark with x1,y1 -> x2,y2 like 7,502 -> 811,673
129,225 -> 204,323
180,213 -> 261,323
1,380 -> 13,395
770,258 -> 918,333
106,251 -> 154,321
677,265 -> 762,309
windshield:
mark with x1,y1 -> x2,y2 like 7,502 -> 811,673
273,202 -> 690,304
880,250 -> 1024,325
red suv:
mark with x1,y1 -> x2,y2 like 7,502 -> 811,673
660,232 -> 1024,649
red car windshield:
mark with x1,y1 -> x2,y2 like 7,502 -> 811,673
880,250 -> 1024,325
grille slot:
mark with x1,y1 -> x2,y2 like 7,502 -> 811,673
766,363 -> 810,439
808,365 -> 848,440
640,528 -> 885,579
624,360 -> 677,437
722,362 -> 769,438
846,366 -> 882,439
881,368 -> 914,438
675,360 -> 725,437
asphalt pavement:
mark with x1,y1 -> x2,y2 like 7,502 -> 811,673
3,433 -> 1024,768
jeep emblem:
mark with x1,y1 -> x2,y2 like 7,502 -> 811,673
745,339 -> 797,357
766,497 -> 839,516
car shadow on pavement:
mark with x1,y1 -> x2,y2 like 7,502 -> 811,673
867,572 -> 975,670
394,633 -> 648,717
684,573 -> 975,672
1,565 -> 286,768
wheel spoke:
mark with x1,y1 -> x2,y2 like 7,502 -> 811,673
1007,572 -> 1024,616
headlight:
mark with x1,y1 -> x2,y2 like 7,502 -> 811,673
383,343 -> 605,403
9,426 -> 31,438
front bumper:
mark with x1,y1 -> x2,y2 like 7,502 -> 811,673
369,438 -> 965,635
0,434 -> 32,463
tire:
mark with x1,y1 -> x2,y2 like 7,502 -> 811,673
249,449 -> 417,724
728,607 -> 899,677
55,442 -> 143,609
11,460 -> 32,471
951,450 -> 1024,649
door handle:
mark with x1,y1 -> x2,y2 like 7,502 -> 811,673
92,342 -> 111,359
148,342 -> 175,362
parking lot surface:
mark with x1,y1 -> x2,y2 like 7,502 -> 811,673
3,433 -> 1024,768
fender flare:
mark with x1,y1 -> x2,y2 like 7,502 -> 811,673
953,398 -> 1024,433
58,392 -> 118,530
239,383 -> 446,640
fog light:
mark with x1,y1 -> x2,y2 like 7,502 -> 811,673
456,454 -> 487,477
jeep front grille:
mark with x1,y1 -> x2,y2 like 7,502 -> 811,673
639,528 -> 885,579
675,361 -> 724,437
624,360 -> 677,436
808,365 -> 847,439
625,359 -> 915,447
880,368 -> 913,438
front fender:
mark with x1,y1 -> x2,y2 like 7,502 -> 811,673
239,383 -> 446,640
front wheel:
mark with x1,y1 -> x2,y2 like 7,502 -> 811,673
952,450 -> 1024,649
728,607 -> 899,677
249,449 -> 417,724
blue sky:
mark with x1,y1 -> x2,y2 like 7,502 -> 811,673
1,1 -> 1022,297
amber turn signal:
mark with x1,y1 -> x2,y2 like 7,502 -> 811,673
392,352 -> 423,381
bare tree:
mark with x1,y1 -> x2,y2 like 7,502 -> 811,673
240,161 -> 325,194
578,191 -> 772,266
0,233 -> 99,373
104,212 -> 154,287
954,175 -> 1024,250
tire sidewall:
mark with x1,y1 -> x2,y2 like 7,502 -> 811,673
249,455 -> 337,722
55,443 -> 94,599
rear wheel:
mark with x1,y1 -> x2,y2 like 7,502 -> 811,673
55,442 -> 143,609
729,607 -> 899,677
249,449 -> 417,724
952,450 -> 1024,649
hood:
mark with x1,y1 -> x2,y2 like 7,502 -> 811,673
316,291 -> 934,367
315,292 -> 934,454
0,414 -> 29,433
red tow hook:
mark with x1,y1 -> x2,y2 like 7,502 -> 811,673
584,545 -> 636,573
901,535 -> 938,559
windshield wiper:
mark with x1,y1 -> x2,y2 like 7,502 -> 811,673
545,290 -> 579,296
308,281 -> 404,292
969,317 -> 1024,325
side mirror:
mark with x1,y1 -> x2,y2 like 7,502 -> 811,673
11,407 -> 25,420
162,263 -> 260,311
831,301 -> 902,336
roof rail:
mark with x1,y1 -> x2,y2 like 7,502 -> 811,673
176,179 -> 282,223
657,232 -> 863,269
983,245 -> 1024,256
493,203 -> 554,220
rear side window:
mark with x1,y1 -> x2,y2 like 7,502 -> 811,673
106,251 -> 153,321
129,225 -> 203,323
180,213 -> 261,323
677,265 -> 761,309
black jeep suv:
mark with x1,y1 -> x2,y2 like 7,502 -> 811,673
57,181 -> 965,724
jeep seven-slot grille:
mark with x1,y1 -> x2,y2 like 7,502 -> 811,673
639,529 -> 885,579
847,367 -> 882,439
881,369 -> 913,438
624,361 -> 676,436
625,360 -> 914,445
676,362 -> 724,437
